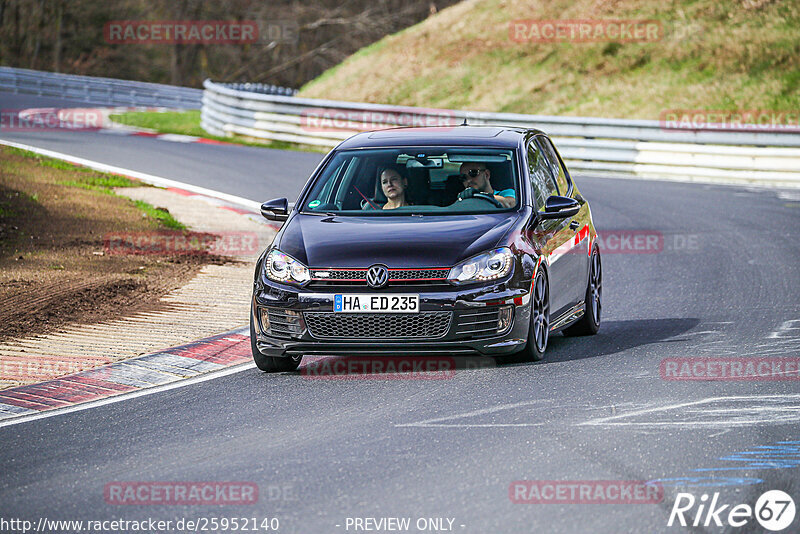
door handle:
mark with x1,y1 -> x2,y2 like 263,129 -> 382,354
569,220 -> 580,230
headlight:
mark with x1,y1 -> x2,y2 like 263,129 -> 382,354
265,249 -> 310,284
448,247 -> 513,285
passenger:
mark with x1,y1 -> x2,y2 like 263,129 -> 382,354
457,163 -> 516,208
378,168 -> 411,209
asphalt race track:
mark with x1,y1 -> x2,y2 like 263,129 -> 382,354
0,92 -> 324,201
1,92 -> 800,533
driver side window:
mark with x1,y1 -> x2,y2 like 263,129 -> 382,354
527,141 -> 557,210
537,136 -> 570,197
335,158 -> 368,210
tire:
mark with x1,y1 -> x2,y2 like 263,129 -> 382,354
563,247 -> 601,337
250,310 -> 301,372
498,268 -> 550,364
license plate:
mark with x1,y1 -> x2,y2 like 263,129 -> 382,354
334,294 -> 419,313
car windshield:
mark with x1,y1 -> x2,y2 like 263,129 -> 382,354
300,147 -> 519,215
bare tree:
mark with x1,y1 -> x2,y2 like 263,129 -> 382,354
0,0 -> 458,88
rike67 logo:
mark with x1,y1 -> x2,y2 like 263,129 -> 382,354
668,490 -> 795,531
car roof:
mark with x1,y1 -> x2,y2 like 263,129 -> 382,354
335,126 -> 544,150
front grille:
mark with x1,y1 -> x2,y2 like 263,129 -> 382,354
455,308 -> 501,338
309,268 -> 450,287
386,269 -> 450,280
313,269 -> 368,280
304,311 -> 451,339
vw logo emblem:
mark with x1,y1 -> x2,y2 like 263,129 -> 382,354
366,265 -> 389,288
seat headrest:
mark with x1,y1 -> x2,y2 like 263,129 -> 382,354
487,162 -> 513,192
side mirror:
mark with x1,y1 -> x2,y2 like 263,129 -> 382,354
261,198 -> 289,221
539,195 -> 580,219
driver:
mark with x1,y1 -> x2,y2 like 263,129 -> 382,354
457,162 -> 516,208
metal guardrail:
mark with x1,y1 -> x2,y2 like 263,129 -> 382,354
202,79 -> 800,186
0,66 -> 203,109
218,83 -> 298,97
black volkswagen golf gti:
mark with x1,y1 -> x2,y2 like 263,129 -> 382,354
251,126 -> 601,372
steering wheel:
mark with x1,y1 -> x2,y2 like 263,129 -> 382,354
470,192 -> 503,208
360,198 -> 381,210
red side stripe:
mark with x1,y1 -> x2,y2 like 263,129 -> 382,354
0,390 -> 70,408
0,394 -> 51,410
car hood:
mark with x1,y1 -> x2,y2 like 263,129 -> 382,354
279,213 -> 520,268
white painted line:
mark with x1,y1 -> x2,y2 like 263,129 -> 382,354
155,133 -> 201,143
0,138 -> 262,212
396,400 -> 544,428
400,422 -> 546,428
0,141 -> 275,427
397,395 -> 800,430
0,361 -> 256,429
588,420 -> 799,428
580,398 -> 720,426
767,319 -> 800,339
708,428 -> 733,438
749,339 -> 800,348
580,394 -> 800,428
396,401 -> 640,429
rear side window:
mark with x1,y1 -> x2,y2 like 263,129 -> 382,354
537,136 -> 570,196
527,140 -> 557,210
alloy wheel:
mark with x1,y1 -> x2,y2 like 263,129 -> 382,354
532,271 -> 550,352
589,251 -> 602,325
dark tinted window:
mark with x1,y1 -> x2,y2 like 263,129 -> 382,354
527,140 -> 557,210
537,136 -> 570,196
301,147 -> 519,215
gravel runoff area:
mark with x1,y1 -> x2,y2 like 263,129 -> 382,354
0,187 -> 275,390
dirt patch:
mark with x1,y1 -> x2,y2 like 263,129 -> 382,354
0,147 -> 227,342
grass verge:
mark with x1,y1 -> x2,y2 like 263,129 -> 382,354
109,110 -> 327,153
299,0 -> 800,119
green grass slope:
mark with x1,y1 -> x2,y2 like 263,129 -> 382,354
298,0 -> 799,119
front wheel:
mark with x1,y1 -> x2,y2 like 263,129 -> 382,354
563,247 -> 601,336
499,268 -> 549,364
250,310 -> 301,372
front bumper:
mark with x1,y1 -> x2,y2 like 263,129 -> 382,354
252,279 -> 532,358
